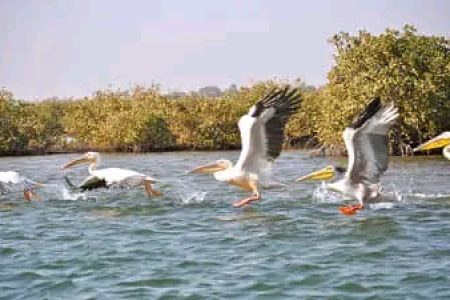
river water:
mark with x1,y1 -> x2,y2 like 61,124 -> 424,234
1,151 -> 449,299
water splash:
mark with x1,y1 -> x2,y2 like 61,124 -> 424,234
380,183 -> 403,202
176,191 -> 207,205
59,186 -> 88,201
369,202 -> 395,210
312,182 -> 343,203
37,184 -> 88,201
402,192 -> 450,199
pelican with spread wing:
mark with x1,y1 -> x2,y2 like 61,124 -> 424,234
413,132 -> 450,160
0,171 -> 43,200
296,97 -> 399,215
191,86 -> 301,207
62,152 -> 161,197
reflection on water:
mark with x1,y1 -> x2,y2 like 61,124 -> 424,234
0,151 -> 449,299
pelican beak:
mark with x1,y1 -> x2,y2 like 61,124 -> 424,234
190,162 -> 226,174
414,137 -> 450,152
62,155 -> 92,170
295,165 -> 335,182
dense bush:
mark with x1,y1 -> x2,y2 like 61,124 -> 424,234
1,25 -> 448,156
314,25 -> 450,154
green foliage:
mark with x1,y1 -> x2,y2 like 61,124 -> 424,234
320,25 -> 450,154
0,25 -> 448,156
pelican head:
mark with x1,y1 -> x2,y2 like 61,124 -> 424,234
190,159 -> 233,174
414,132 -> 450,160
62,152 -> 101,170
295,165 -> 346,182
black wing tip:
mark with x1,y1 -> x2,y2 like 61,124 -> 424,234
251,84 -> 302,117
64,175 -> 78,191
349,97 -> 382,129
81,178 -> 108,191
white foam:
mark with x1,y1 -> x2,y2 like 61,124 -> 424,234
39,183 -> 88,201
369,202 -> 395,210
403,192 -> 450,199
177,191 -> 207,205
312,182 -> 344,203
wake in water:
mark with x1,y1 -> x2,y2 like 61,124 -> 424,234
56,184 -> 89,201
176,190 -> 207,205
33,183 -> 89,201
311,182 -> 403,210
311,178 -> 450,211
0,183 -> 91,202
312,182 -> 344,204
19,179 -> 209,205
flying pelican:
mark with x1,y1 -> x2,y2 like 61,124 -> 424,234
191,86 -> 301,207
413,132 -> 450,160
0,171 -> 43,201
62,152 -> 161,197
296,97 -> 399,215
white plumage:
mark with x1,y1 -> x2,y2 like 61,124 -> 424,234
62,152 -> 161,196
192,86 -> 301,207
296,97 -> 399,215
333,101 -> 399,202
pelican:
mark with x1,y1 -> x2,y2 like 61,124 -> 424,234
413,132 -> 450,160
62,152 -> 161,197
191,86 -> 301,207
296,97 -> 399,215
0,171 -> 43,201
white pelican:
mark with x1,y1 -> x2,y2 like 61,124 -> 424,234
0,171 -> 43,201
413,132 -> 450,160
296,97 -> 399,215
191,86 -> 301,207
62,152 -> 161,197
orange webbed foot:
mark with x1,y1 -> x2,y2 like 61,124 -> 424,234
152,190 -> 162,197
339,204 -> 363,216
24,190 -> 35,201
233,195 -> 260,208
233,198 -> 252,208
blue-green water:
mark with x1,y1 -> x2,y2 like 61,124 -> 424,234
1,151 -> 449,299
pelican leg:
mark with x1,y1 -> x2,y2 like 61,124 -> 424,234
23,181 -> 44,201
233,182 -> 260,208
23,190 -> 41,201
144,180 -> 162,197
339,203 -> 364,216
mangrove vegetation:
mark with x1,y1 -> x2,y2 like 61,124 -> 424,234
1,25 -> 449,156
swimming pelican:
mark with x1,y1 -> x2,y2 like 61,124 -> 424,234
296,97 -> 399,215
62,152 -> 161,196
0,171 -> 43,201
191,86 -> 301,207
413,132 -> 450,160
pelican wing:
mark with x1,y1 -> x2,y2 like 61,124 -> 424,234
344,98 -> 399,184
78,175 -> 108,191
93,168 -> 146,185
235,86 -> 301,176
66,168 -> 150,191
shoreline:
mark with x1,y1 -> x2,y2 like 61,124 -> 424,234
0,147 -> 441,158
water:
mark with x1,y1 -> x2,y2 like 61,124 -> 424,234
1,151 -> 449,299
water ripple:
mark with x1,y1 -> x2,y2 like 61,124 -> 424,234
1,152 -> 450,299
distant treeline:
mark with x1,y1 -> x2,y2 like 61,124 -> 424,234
1,25 -> 449,156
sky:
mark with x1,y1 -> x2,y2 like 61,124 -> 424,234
0,0 -> 449,100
